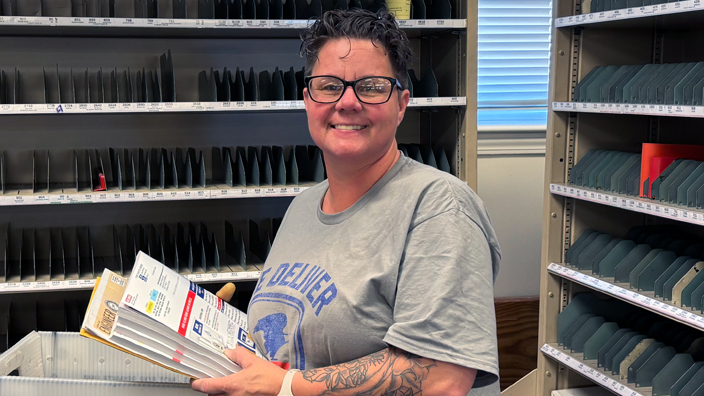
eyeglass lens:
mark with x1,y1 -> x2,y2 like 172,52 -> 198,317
309,77 -> 393,104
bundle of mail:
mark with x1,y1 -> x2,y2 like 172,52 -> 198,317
81,251 -> 262,378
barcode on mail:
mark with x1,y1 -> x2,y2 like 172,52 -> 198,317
98,307 -> 117,335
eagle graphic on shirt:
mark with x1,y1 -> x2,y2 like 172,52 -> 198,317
249,262 -> 339,369
253,313 -> 289,360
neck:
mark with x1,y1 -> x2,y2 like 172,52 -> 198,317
322,144 -> 400,214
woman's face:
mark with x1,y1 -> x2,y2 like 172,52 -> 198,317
303,38 -> 410,167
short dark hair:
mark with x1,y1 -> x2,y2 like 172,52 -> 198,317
300,8 -> 413,90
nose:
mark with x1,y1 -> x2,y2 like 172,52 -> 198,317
335,86 -> 362,111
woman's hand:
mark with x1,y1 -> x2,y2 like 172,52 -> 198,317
193,283 -> 287,395
191,346 -> 287,396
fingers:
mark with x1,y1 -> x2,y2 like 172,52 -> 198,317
191,377 -> 230,394
224,346 -> 257,369
216,283 -> 236,302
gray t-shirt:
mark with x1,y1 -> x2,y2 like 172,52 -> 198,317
247,155 -> 501,388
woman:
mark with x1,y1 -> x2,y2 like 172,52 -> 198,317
192,8 -> 501,396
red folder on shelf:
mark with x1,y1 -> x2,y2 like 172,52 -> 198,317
641,143 -> 704,198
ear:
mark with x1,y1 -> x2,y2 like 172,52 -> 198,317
303,87 -> 312,109
396,89 -> 411,127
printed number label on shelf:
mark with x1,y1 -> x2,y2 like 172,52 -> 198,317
548,263 -> 704,332
541,344 -> 643,396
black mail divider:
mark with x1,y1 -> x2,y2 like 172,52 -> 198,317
0,69 -> 20,105
407,68 -> 439,98
557,293 -> 704,394
114,222 -> 223,275
1,218 -> 282,285
199,66 -> 265,101
398,144 -> 451,172
259,67 -> 285,101
199,66 -> 441,102
408,0 -> 452,22
0,145 -> 324,193
0,144 -> 450,193
0,0 -> 453,18
200,66 -> 295,101
224,218 -> 281,268
565,226 -> 704,313
0,50 -> 174,105
0,298 -> 9,353
112,218 -> 284,272
1,56 -> 441,105
0,147 -> 205,193
211,145 -> 325,187
0,150 -> 50,193
2,224 -> 97,283
0,292 -> 90,353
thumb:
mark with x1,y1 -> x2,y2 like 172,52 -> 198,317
225,346 -> 258,369
216,283 -> 236,302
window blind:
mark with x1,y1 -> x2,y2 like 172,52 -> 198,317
477,0 -> 552,129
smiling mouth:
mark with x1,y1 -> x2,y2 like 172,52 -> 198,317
332,125 -> 367,130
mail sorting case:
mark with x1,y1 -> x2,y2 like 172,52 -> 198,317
0,331 -> 201,395
538,0 -> 704,391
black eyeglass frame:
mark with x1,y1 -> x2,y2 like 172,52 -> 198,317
304,75 -> 404,104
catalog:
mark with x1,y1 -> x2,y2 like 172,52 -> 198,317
80,251 -> 261,379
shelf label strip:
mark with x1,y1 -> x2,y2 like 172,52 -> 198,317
547,263 -> 704,330
541,344 -> 644,396
555,0 -> 703,27
0,17 -> 466,29
549,183 -> 704,226
551,102 -> 704,117
0,98 -> 464,115
0,186 -> 308,206
0,271 -> 262,292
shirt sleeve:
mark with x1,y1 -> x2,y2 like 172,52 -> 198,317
382,208 -> 500,388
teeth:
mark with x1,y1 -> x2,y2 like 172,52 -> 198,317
334,125 -> 365,130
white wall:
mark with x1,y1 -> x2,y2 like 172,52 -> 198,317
476,131 -> 546,298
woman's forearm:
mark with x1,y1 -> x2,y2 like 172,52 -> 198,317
291,347 -> 476,396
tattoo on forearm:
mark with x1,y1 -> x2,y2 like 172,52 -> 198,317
301,347 -> 437,396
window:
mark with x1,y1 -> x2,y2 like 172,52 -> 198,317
477,0 -> 552,129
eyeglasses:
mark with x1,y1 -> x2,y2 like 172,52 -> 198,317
304,76 -> 403,104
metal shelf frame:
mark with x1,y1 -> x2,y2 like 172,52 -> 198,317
526,0 -> 704,394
